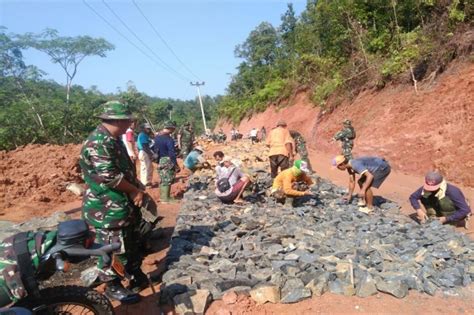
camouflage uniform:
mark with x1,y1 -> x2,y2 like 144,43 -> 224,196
0,231 -> 57,303
79,101 -> 143,273
179,124 -> 194,160
158,156 -> 176,186
334,120 -> 356,160
290,130 -> 313,172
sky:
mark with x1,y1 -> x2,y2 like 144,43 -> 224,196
0,0 -> 306,100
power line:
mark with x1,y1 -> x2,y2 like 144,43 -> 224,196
82,0 -> 188,82
101,0 -> 191,82
132,0 -> 202,81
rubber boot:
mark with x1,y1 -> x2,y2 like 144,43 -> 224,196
160,185 -> 177,204
128,269 -> 150,293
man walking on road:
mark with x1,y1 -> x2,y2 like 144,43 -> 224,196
137,123 -> 154,187
153,121 -> 179,203
79,101 -> 149,303
409,171 -> 471,225
334,119 -> 356,160
267,120 -> 294,178
333,155 -> 391,212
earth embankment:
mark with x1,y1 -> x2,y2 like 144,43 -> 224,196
217,61 -> 474,188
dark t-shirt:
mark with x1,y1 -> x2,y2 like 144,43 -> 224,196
350,157 -> 388,176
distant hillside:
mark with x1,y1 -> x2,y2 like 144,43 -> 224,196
217,0 -> 473,123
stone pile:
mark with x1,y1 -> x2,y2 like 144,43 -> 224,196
162,174 -> 474,312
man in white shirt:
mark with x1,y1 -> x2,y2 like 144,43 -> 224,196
215,156 -> 250,204
249,128 -> 258,144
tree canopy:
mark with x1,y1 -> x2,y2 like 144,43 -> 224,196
219,0 -> 473,123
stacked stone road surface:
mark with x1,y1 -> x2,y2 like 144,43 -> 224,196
161,173 -> 474,313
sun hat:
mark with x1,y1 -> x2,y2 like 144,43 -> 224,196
332,155 -> 347,167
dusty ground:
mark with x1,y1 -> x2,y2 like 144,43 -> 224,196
0,60 -> 473,314
0,140 -> 473,314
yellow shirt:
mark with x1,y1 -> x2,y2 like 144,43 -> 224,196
272,168 -> 313,197
267,127 -> 293,157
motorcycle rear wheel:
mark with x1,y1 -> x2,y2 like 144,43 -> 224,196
15,285 -> 114,315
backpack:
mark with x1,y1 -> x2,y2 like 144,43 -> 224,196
216,168 -> 236,193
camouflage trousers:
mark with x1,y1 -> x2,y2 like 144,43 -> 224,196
296,144 -> 313,172
158,156 -> 176,186
341,141 -> 353,160
95,220 -> 143,274
181,144 -> 192,160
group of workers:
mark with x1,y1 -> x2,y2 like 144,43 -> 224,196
77,100 -> 471,304
262,118 -> 471,225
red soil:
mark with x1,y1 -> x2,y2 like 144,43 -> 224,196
0,143 -> 83,221
217,61 -> 474,188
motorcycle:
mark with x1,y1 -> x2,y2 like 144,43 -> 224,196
0,219 -> 126,315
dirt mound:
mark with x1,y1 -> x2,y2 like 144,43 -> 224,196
0,143 -> 82,217
217,60 -> 474,188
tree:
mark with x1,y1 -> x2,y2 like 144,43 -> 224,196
19,29 -> 114,103
235,22 -> 279,67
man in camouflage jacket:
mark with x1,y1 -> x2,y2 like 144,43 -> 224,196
178,122 -> 195,160
334,119 -> 356,160
290,130 -> 314,173
79,101 -> 148,302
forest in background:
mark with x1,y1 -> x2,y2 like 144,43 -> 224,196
0,28 -> 220,151
218,0 -> 473,123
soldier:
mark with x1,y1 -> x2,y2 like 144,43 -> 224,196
334,119 -> 356,160
218,129 -> 227,143
178,122 -> 195,160
290,130 -> 314,173
153,121 -> 179,203
79,101 -> 149,303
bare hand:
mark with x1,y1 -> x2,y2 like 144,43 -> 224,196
304,191 -> 313,196
438,216 -> 447,224
343,194 -> 352,203
417,209 -> 428,223
130,190 -> 145,207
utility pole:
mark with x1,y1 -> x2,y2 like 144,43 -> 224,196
190,81 -> 208,134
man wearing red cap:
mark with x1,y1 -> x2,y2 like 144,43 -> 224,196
409,171 -> 471,224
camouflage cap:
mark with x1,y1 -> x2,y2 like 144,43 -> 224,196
97,101 -> 134,120
343,119 -> 352,125
163,120 -> 176,129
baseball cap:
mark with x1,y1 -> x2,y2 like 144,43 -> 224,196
194,146 -> 204,152
222,156 -> 232,162
332,155 -> 346,167
294,160 -> 310,173
143,123 -> 152,129
424,171 -> 443,191
277,120 -> 287,127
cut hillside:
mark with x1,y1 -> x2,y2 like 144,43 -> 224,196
0,144 -> 82,218
217,60 -> 474,188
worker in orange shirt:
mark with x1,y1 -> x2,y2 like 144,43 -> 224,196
266,120 -> 294,178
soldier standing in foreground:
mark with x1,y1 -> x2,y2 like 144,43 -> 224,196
334,119 -> 356,160
79,101 -> 149,303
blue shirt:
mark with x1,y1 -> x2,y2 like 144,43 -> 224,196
184,150 -> 202,170
137,131 -> 150,151
350,157 -> 389,175
152,134 -> 177,165
409,183 -> 471,223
